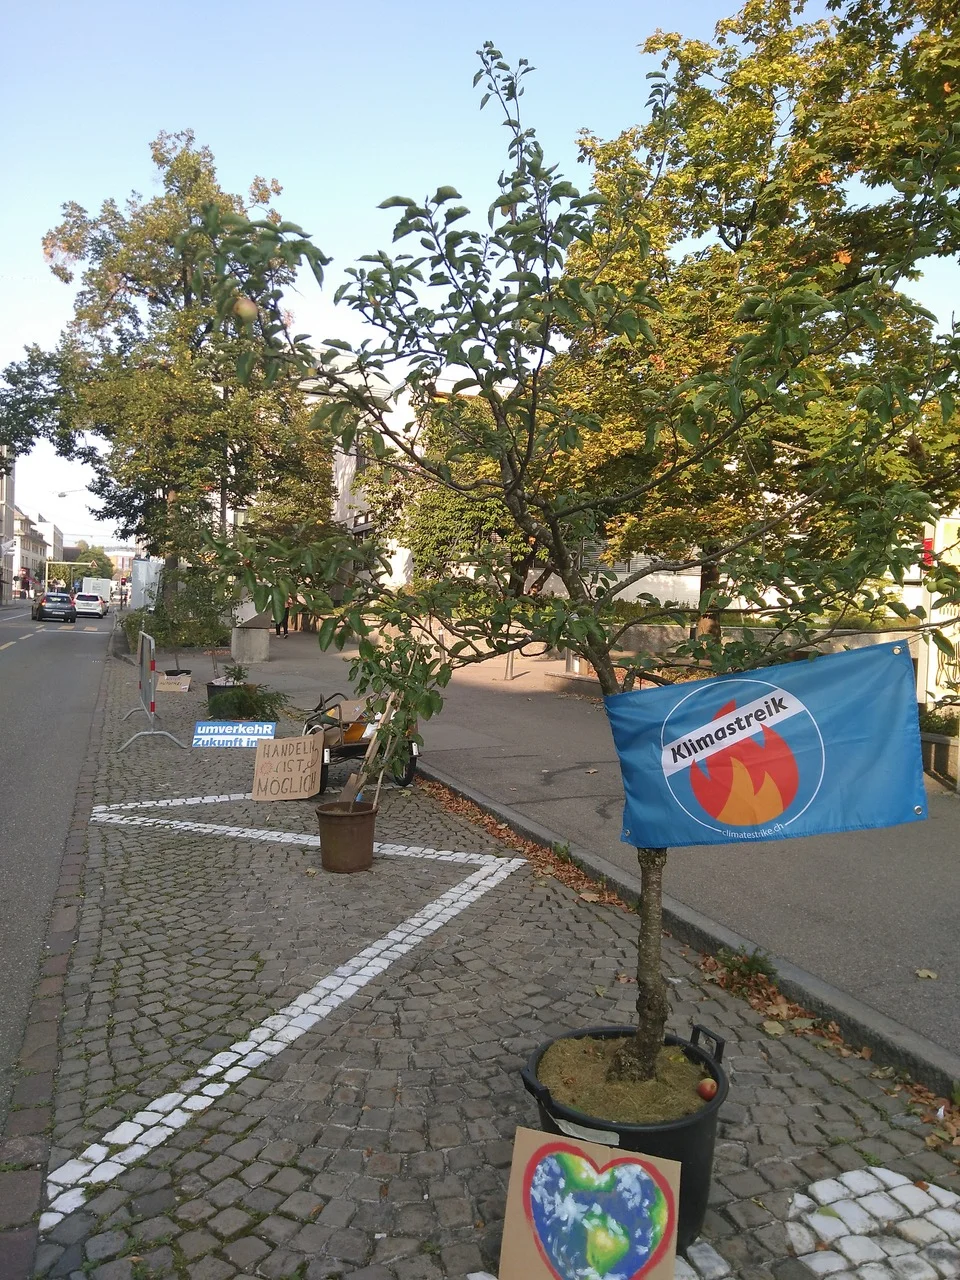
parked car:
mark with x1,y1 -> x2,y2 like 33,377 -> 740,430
32,592 -> 77,623
74,592 -> 108,618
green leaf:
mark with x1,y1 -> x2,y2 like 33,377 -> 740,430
317,616 -> 338,649
378,196 -> 417,209
932,630 -> 956,658
859,308 -> 883,334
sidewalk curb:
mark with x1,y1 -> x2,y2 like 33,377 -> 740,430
419,761 -> 960,1099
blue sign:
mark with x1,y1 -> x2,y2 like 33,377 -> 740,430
193,721 -> 277,748
604,643 -> 926,848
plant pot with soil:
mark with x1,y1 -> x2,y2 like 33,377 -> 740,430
513,839 -> 731,1251
315,689 -> 409,874
521,1023 -> 729,1252
206,663 -> 254,712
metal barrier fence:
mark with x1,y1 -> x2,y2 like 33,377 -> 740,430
118,631 -> 187,752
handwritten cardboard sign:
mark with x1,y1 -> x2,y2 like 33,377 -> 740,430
157,673 -> 191,693
253,735 -> 323,801
499,1126 -> 680,1280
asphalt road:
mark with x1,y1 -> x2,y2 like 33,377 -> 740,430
0,603 -> 111,1127
240,635 -> 960,1062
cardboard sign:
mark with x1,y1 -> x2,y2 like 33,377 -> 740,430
193,721 -> 276,748
157,673 -> 192,693
252,736 -> 323,801
499,1127 -> 680,1280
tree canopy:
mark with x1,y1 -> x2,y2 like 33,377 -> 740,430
73,542 -> 115,581
0,132 -> 331,586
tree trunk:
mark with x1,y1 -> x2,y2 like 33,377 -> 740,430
608,846 -> 670,1082
696,554 -> 722,640
162,487 -> 179,610
220,469 -> 229,537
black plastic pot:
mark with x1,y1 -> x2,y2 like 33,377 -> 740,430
206,679 -> 238,706
520,1023 -> 728,1253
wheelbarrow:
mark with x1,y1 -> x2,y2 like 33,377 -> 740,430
301,691 -> 419,794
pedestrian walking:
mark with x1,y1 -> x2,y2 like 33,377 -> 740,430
274,596 -> 291,638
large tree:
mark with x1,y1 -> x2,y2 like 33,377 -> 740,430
205,7 -> 960,1081
73,541 -> 114,581
550,0 -> 960,635
0,132 -> 330,598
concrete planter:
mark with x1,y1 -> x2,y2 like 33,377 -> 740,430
231,625 -> 270,664
920,732 -> 959,788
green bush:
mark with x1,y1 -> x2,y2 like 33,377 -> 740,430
122,573 -> 233,656
122,608 -> 151,649
207,684 -> 289,720
918,707 -> 960,736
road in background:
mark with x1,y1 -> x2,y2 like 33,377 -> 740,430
236,632 -> 960,1060
0,605 -> 111,1126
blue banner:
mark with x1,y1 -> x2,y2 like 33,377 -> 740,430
604,643 -> 925,848
193,721 -> 277,748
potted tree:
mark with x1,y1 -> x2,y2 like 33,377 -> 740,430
204,17 -> 960,1250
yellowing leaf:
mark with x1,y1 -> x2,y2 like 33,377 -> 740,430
762,1020 -> 786,1036
580,891 -> 601,902
915,969 -> 938,980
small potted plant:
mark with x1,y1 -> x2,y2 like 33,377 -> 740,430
314,693 -> 409,874
206,666 -> 289,720
206,659 -> 247,708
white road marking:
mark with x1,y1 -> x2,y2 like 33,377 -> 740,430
40,842 -> 524,1225
92,792 -> 251,813
89,811 -> 502,866
0,641 -> 14,650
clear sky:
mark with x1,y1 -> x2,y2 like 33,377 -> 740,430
3,0 -> 956,542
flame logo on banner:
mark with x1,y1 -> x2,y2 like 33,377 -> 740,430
690,700 -> 799,825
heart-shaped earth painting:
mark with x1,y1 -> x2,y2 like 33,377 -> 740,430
523,1143 -> 675,1280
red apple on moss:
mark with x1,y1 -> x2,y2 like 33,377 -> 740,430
697,1077 -> 718,1101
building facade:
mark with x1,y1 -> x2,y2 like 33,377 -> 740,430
12,508 -> 49,593
34,516 -> 64,563
103,544 -> 138,580
0,455 -> 14,603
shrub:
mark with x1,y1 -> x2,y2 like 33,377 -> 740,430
918,707 -> 960,737
207,684 -> 289,720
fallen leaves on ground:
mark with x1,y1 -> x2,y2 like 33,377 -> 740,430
915,968 -> 939,979
700,950 -> 960,1158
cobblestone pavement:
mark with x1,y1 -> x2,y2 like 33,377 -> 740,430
2,656 -> 958,1280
